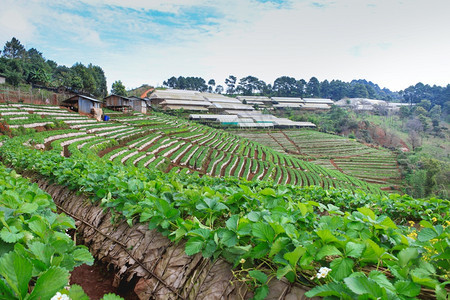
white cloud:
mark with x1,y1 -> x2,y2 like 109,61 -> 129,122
1,0 -> 449,91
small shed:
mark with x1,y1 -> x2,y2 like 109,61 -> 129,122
128,96 -> 147,114
0,75 -> 5,85
62,94 -> 102,114
104,94 -> 132,112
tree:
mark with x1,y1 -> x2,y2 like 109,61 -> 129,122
2,37 -> 26,59
237,76 -> 265,95
273,76 -> 299,97
407,130 -> 422,151
320,79 -> 330,98
207,79 -> 215,93
215,85 -> 224,94
328,80 -> 348,100
225,75 -> 237,94
417,99 -> 432,111
111,80 -> 127,96
306,77 -> 320,97
350,83 -> 369,98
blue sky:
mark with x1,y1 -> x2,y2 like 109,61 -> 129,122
1,0 -> 449,92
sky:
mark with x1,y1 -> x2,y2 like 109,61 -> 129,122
1,0 -> 449,92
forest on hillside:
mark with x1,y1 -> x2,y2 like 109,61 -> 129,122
163,75 -> 450,108
0,38 -> 107,98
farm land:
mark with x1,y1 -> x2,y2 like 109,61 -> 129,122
0,103 -> 449,299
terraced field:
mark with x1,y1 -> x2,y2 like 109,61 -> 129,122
0,103 -> 383,194
231,129 -> 402,191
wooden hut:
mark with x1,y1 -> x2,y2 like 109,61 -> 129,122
104,94 -> 132,112
62,94 -> 102,114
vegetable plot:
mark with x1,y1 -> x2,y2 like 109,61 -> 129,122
1,137 -> 448,299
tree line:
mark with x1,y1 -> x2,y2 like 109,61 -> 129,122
0,37 -> 107,98
163,75 -> 450,107
163,75 -> 402,101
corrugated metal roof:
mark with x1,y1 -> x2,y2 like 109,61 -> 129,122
303,98 -> 334,104
238,123 -> 274,128
225,110 -> 264,116
150,89 -> 206,101
236,96 -> 271,102
273,103 -> 303,108
209,103 -> 254,110
164,105 -> 208,111
161,99 -> 211,106
271,97 -> 305,103
301,104 -> 331,109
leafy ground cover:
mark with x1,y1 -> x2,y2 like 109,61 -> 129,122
0,134 -> 449,299
0,162 -> 103,299
232,129 -> 402,191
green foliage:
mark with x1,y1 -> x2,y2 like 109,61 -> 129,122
111,80 -> 127,96
0,164 -> 94,299
1,136 -> 449,299
1,37 -> 107,96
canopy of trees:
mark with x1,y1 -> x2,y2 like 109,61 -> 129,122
0,37 -> 107,97
162,75 -> 410,101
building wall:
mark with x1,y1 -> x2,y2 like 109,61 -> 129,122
0,77 -> 5,84
106,95 -> 129,107
78,98 -> 99,114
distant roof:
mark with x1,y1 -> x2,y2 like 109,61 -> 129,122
150,89 -> 206,101
104,94 -> 132,101
209,103 -> 254,110
303,98 -> 334,104
271,97 -> 305,103
64,94 -> 102,103
273,103 -> 303,108
160,99 -> 211,106
236,96 -> 272,102
163,105 -> 208,111
301,104 -> 331,109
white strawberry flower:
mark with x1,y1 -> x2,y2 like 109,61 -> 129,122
315,267 -> 332,279
50,292 -> 70,300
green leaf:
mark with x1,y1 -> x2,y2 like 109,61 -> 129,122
394,280 -> 421,297
28,241 -> 53,266
185,237 -> 204,256
221,230 -> 238,247
357,207 -> 376,220
252,284 -> 269,300
344,275 -> 383,297
260,188 -> 276,196
316,229 -> 339,244
68,284 -> 90,300
276,265 -> 294,282
0,251 -> 32,298
330,257 -> 354,281
305,282 -> 351,297
284,246 -> 306,267
73,248 -> 94,266
316,245 -> 342,260
417,228 -> 438,242
28,217 -> 48,239
248,270 -> 267,284
298,203 -> 308,216
252,223 -> 275,243
345,242 -> 365,258
29,266 -> 69,300
251,242 -> 270,259
0,226 -> 24,243
269,237 -> 290,258
16,202 -> 38,214
225,215 -> 239,231
398,247 -> 418,268
101,293 -> 125,300
369,270 -> 395,293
